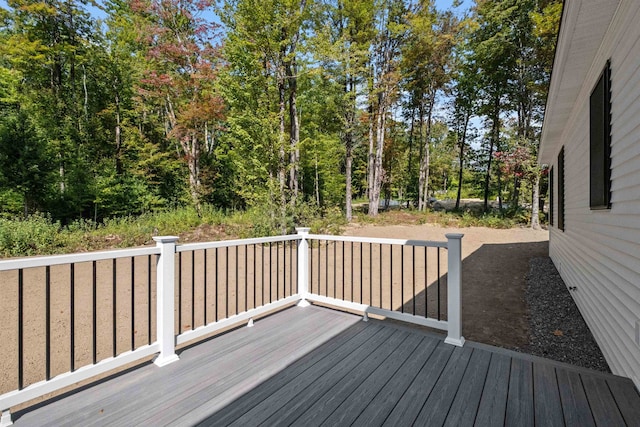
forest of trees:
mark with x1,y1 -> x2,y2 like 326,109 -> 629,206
0,0 -> 561,231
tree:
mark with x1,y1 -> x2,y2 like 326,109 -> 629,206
220,0 -> 310,230
446,12 -> 476,210
529,0 -> 561,229
133,0 -> 225,211
402,2 -> 457,210
1,0 -> 103,218
367,0 -> 405,216
466,1 -> 515,212
466,0 -> 560,224
0,0 -> 562,228
318,0 -> 375,221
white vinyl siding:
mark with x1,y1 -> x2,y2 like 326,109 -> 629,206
548,0 -> 640,389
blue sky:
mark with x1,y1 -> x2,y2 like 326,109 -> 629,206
435,0 -> 471,13
1,0 -> 471,22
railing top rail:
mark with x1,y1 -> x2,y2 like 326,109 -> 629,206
0,246 -> 161,271
176,234 -> 301,252
307,234 -> 448,248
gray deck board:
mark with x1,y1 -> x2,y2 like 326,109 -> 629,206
582,375 -> 627,426
443,348 -> 492,427
607,379 -> 640,427
94,307 -> 336,427
132,309 -> 352,427
351,335 -> 439,427
474,352 -> 512,427
217,324 -> 388,426
505,357 -> 534,427
39,304 -> 319,426
415,345 -> 474,426
381,341 -> 455,426
11,305 -> 640,427
557,369 -> 597,427
318,333 -> 424,426
533,364 -> 564,427
289,330 -> 413,426
259,327 -> 397,427
202,320 -> 370,427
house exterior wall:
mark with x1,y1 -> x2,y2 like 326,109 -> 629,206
547,0 -> 640,388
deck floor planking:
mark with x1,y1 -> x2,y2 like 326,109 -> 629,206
10,305 -> 640,427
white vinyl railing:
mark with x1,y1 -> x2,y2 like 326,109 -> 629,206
298,229 -> 464,347
173,235 -> 301,347
0,244 -> 162,427
0,229 -> 463,426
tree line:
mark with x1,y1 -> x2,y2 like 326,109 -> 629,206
0,0 -> 561,230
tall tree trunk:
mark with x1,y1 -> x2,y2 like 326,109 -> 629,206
367,102 -> 375,209
50,21 -> 65,195
531,171 -> 541,230
406,107 -> 416,208
59,161 -> 65,193
369,92 -> 386,216
186,134 -> 201,212
496,135 -> 503,210
418,97 -> 434,211
417,107 -> 426,211
285,0 -> 306,208
455,112 -> 469,210
366,60 -> 376,204
345,136 -> 353,221
115,90 -> 123,175
512,175 -> 521,205
497,164 -> 503,210
484,95 -> 500,212
345,77 -> 356,222
82,64 -> 88,121
314,153 -> 320,207
286,61 -> 299,205
278,73 -> 287,233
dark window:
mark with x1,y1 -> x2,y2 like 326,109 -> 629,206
558,148 -> 565,231
549,167 -> 554,227
589,61 -> 612,209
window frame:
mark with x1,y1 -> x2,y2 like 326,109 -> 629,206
558,148 -> 565,231
589,61 -> 612,210
549,166 -> 554,227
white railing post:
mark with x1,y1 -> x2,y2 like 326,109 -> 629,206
153,236 -> 180,366
1,409 -> 12,427
444,233 -> 465,347
296,227 -> 311,307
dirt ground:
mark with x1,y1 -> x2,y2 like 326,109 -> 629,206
1,223 -> 548,404
344,223 -> 549,349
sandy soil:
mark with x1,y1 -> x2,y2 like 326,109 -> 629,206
1,224 -> 548,403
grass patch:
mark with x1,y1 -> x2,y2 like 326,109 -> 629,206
353,207 -> 528,229
0,214 -> 73,257
0,204 -> 348,258
0,203 -> 533,258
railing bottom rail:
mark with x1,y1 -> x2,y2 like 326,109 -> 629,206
305,293 -> 449,332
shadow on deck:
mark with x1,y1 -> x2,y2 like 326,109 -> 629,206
12,305 -> 640,426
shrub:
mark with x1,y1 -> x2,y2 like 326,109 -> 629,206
0,214 -> 70,257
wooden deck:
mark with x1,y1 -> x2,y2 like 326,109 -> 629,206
11,305 -> 640,427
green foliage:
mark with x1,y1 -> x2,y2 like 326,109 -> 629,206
353,207 -> 524,229
0,189 -> 24,216
0,214 -> 70,256
0,204 -> 351,257
0,0 -> 561,240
